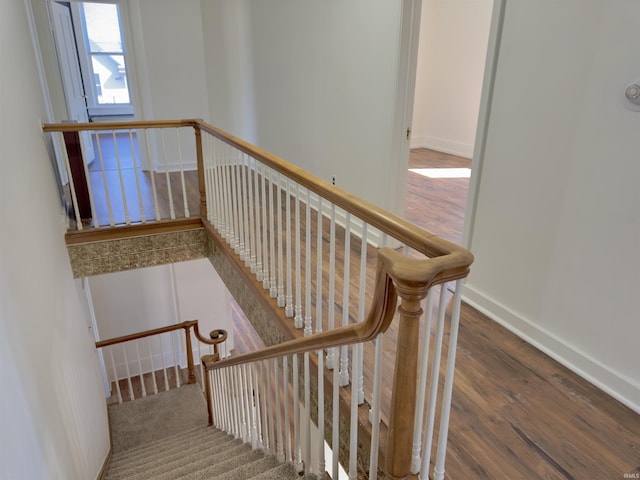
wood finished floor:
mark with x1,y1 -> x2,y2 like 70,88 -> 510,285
85,142 -> 639,478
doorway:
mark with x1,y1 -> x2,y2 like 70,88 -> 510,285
407,0 -> 493,245
49,0 -> 134,122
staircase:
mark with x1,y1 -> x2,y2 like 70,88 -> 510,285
104,385 -> 304,480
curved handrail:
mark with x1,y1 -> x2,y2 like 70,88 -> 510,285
204,249 -> 398,371
95,319 -> 227,348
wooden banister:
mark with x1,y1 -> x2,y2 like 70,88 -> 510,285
96,320 -> 227,387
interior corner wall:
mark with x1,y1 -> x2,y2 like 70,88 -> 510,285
464,1 -> 640,412
1,1 -> 110,478
411,0 -> 493,158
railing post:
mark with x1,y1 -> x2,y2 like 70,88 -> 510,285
385,282 -> 428,480
194,124 -> 207,220
184,325 -> 197,385
203,356 -> 215,426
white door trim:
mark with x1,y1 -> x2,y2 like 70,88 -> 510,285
462,0 -> 506,250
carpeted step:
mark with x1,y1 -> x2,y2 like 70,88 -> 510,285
108,426 -> 229,467
105,384 -> 305,480
179,453 -> 281,480
106,430 -> 246,479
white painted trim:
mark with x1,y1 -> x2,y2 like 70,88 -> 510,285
388,0 -> 422,220
410,135 -> 473,159
463,285 -> 640,415
462,0 -> 506,250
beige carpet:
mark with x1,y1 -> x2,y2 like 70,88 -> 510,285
108,384 -> 208,453
105,384 -> 307,480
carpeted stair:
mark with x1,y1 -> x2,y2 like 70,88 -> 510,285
104,384 -> 302,480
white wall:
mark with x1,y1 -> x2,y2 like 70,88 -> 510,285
0,1 -> 110,478
88,260 -> 233,380
464,1 -> 640,412
411,0 -> 493,158
201,0 -> 404,212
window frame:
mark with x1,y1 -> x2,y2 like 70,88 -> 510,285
70,0 -> 134,117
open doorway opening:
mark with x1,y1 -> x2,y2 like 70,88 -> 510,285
49,0 -> 134,121
407,0 -> 493,245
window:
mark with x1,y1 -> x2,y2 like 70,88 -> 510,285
73,1 -> 133,117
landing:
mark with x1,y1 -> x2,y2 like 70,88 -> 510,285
108,383 -> 208,453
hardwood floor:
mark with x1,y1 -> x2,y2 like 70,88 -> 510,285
227,148 -> 639,479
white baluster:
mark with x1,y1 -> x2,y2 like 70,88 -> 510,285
171,333 -> 180,388
240,364 -> 250,441
339,213 -> 352,387
231,150 -> 242,253
269,171 -> 282,298
128,130 -> 145,223
240,152 -> 255,266
221,145 -> 233,242
94,131 -> 114,226
348,343 -> 360,480
236,150 -> 246,256
420,284 -> 449,479
304,188 -> 313,336
159,335 -> 169,391
276,171 -> 285,307
221,368 -> 231,432
303,351 -> 311,472
247,364 -> 257,449
433,280 -> 464,480
146,338 -> 158,395
109,348 -> 122,403
317,347 -> 326,480
326,205 -> 337,370
135,342 -> 146,398
266,360 -> 276,453
252,363 -> 263,449
160,129 -> 175,220
293,354 -> 303,473
121,344 -> 135,401
411,290 -> 435,474
111,131 -> 130,225
197,340 -> 204,392
274,358 -> 284,462
246,155 -> 257,273
175,129 -> 189,218
285,180 -> 294,317
368,334 -> 384,480
357,224 -> 369,404
331,346 -> 340,480
143,129 -> 161,221
260,165 -> 275,290
255,162 -> 265,283
294,184 -> 303,327
260,361 -> 270,451
283,355 -> 292,463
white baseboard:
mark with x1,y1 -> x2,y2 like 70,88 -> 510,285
410,135 -> 473,159
152,161 -> 197,173
463,284 -> 640,414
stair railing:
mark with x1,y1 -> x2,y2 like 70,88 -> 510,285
197,120 -> 473,480
42,120 -> 202,233
43,119 -> 474,479
95,320 -> 226,403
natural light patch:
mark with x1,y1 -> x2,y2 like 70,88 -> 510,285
409,168 -> 471,179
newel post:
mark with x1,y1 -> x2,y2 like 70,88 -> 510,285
184,325 -> 197,385
385,282 -> 428,480
194,124 -> 207,220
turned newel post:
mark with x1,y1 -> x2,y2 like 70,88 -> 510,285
385,282 -> 428,480
194,123 -> 207,220
184,324 -> 197,385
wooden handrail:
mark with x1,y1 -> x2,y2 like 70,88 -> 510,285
95,319 -> 227,387
42,119 -> 473,268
